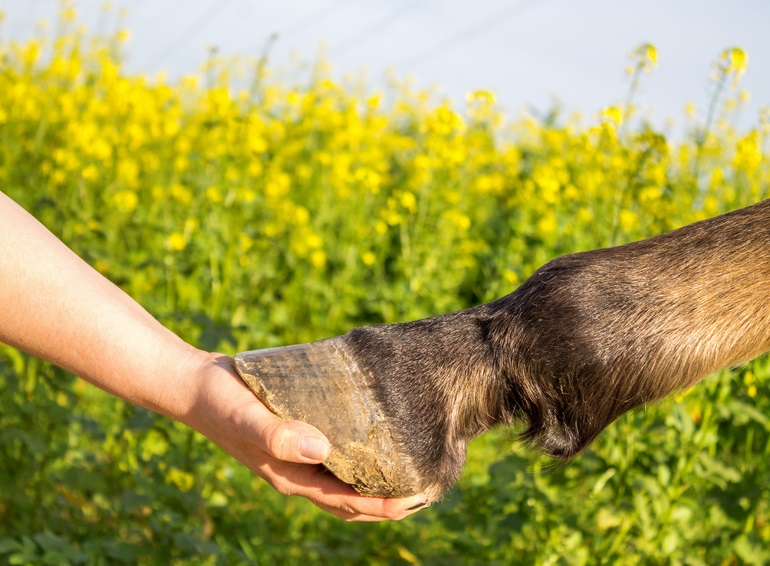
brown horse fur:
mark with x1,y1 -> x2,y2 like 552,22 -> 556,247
236,199 -> 770,500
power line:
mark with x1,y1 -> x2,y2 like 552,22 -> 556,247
399,0 -> 545,69
149,0 -> 233,69
279,0 -> 357,41
332,1 -> 421,55
132,0 -> 186,36
232,0 -> 355,66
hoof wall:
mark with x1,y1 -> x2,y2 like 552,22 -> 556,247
234,338 -> 420,498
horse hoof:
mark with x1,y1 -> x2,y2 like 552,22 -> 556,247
234,338 -> 421,498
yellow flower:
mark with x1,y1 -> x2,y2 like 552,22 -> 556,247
81,164 -> 99,182
532,165 -> 561,203
714,47 -> 749,88
447,211 -> 470,231
466,90 -> 496,105
293,206 -> 310,225
619,209 -> 639,233
628,42 -> 658,75
537,213 -> 557,236
310,249 -> 326,269
733,131 -> 762,173
578,207 -> 594,223
644,44 -> 658,68
399,191 -> 417,213
601,106 -> 624,126
171,183 -> 193,204
264,171 -> 290,200
206,185 -> 223,203
117,159 -> 139,188
639,186 -> 661,204
305,233 -> 323,250
165,468 -> 194,492
60,7 -> 77,23
384,210 -> 403,227
362,251 -> 376,266
723,47 -> 748,75
502,269 -> 519,285
167,232 -> 187,251
51,170 -> 67,186
239,233 -> 254,252
237,187 -> 257,203
113,190 -> 138,213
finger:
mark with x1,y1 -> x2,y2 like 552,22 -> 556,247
318,492 -> 430,521
307,501 -> 395,522
309,488 -> 430,522
313,498 -> 430,522
256,459 -> 430,520
247,399 -> 331,464
223,371 -> 331,465
287,474 -> 429,522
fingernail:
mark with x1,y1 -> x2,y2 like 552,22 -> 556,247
300,436 -> 329,461
407,501 -> 429,511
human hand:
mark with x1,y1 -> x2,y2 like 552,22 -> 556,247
180,352 -> 430,521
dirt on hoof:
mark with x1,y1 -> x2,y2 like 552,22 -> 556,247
234,339 -> 420,498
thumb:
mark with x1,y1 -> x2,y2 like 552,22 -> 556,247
257,412 -> 331,464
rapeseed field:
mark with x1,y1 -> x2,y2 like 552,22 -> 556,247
1,5 -> 769,564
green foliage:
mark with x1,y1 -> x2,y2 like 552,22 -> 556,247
1,5 -> 770,564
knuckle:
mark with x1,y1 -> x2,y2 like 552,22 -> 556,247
377,500 -> 399,519
263,422 -> 290,459
337,501 -> 363,518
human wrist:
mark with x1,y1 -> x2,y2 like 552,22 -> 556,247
169,350 -> 241,434
140,342 -> 214,425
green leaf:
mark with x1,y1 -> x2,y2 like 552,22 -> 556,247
0,539 -> 20,555
732,534 -> 770,565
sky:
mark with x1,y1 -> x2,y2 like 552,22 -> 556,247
3,0 -> 769,135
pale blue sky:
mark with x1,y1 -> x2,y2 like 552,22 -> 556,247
3,0 -> 769,135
